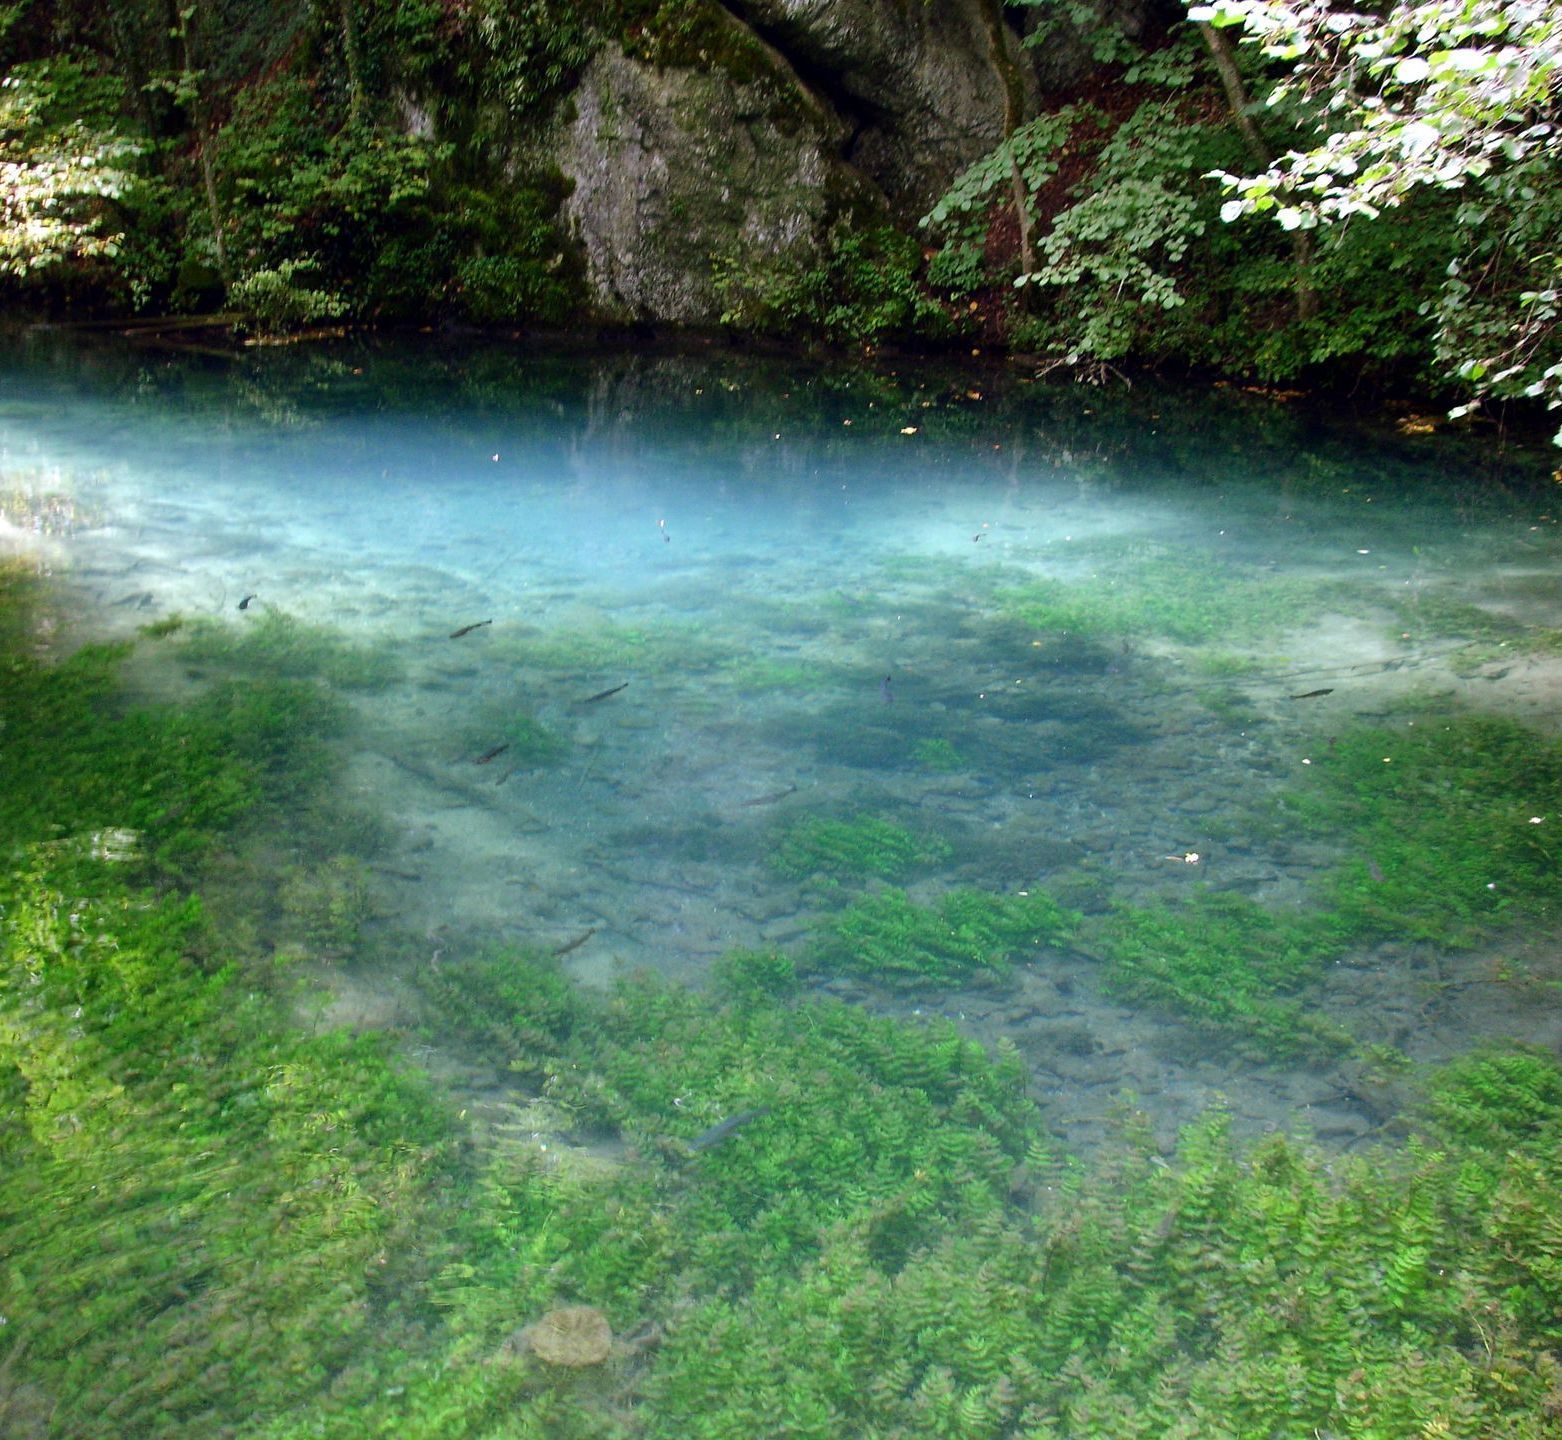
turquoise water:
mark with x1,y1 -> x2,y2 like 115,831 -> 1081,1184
4,336 -> 1561,1154
9,336 -> 1562,1437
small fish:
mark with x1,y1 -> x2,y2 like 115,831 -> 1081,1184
473,743 -> 510,765
450,619 -> 492,639
112,590 -> 155,608
687,1106 -> 773,1153
552,927 -> 598,958
238,594 -> 257,610
1287,688 -> 1334,700
581,681 -> 629,704
880,674 -> 894,705
1365,856 -> 1386,883
739,784 -> 798,808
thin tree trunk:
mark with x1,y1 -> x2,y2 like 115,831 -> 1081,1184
1197,20 -> 1317,322
176,0 -> 228,280
339,0 -> 366,126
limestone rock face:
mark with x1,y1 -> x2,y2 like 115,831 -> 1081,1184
558,41 -> 866,324
553,0 -> 1037,323
727,0 -> 1039,210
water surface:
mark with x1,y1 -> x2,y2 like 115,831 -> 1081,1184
4,333 -> 1560,1156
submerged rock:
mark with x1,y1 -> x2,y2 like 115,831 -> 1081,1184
526,1304 -> 613,1367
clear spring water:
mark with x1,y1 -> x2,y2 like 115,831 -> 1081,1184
3,332 -> 1560,1157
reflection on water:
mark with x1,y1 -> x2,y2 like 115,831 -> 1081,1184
3,334 -> 1562,1437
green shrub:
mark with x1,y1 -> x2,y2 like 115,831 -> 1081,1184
715,224 -> 952,347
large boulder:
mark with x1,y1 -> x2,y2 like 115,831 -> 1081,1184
553,0 -> 1038,323
558,35 -> 876,323
726,0 -> 1039,211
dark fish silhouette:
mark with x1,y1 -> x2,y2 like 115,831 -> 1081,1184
238,594 -> 257,610
687,1106 -> 773,1153
739,784 -> 797,808
473,743 -> 510,765
1288,688 -> 1334,700
581,681 -> 629,704
552,928 -> 598,957
880,674 -> 894,704
450,619 -> 492,639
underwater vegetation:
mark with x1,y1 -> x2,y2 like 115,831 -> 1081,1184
497,710 -> 570,767
493,617 -> 734,680
0,570 -> 457,1438
1288,711 -> 1562,945
0,627 -> 346,880
1059,709 -> 1562,1057
277,854 -> 371,962
9,557 -> 1562,1440
1083,893 -> 1355,1059
809,887 -> 1079,985
913,736 -> 967,771
1391,590 -> 1562,663
771,813 -> 952,885
175,609 -> 401,689
994,549 -> 1341,647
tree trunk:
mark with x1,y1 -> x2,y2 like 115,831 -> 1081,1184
175,0 -> 228,280
978,0 -> 1037,280
1197,20 -> 1317,322
338,0 -> 366,126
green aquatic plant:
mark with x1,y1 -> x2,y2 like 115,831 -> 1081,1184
178,608 -> 400,688
415,946 -> 591,1083
810,886 -> 1079,985
277,854 -> 369,961
1072,712 -> 1562,1057
1085,893 -> 1354,1058
505,710 -> 570,767
772,814 -> 951,884
711,947 -> 799,1003
996,551 -> 1331,646
498,617 -> 733,678
136,612 -> 186,638
637,1086 -> 1562,1440
1392,590 -> 1562,658
0,631 -> 346,878
1283,713 -> 1562,944
912,736 -> 966,771
0,855 -> 461,1440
